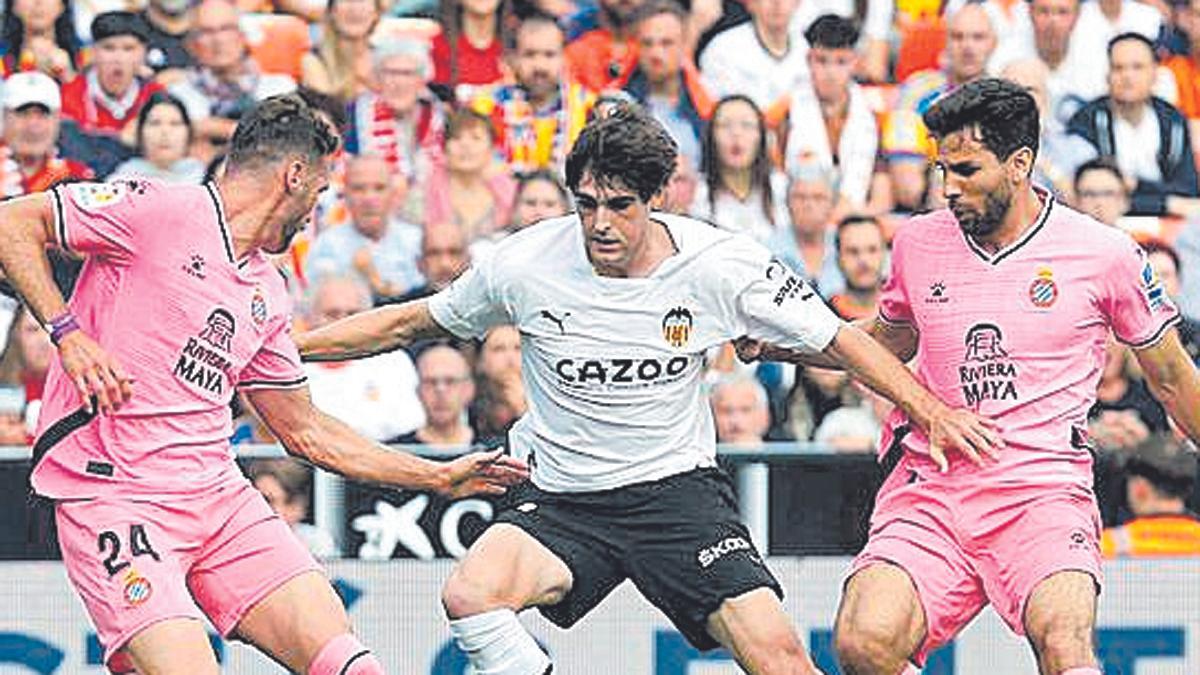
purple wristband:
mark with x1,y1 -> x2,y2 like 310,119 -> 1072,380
47,312 -> 80,346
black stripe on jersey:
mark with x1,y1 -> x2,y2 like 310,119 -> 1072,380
204,182 -> 235,264
51,187 -> 68,252
1117,314 -> 1182,350
963,192 -> 1053,266
339,651 -> 371,675
237,376 -> 309,389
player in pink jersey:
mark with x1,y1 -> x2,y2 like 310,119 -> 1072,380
0,94 -> 528,675
741,78 -> 1200,675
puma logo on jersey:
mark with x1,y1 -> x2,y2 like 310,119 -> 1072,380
540,310 -> 570,334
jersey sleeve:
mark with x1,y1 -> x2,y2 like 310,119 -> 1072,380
238,316 -> 308,390
723,239 -> 844,353
427,256 -> 511,339
1103,236 -> 1181,348
51,181 -> 151,264
877,225 -> 914,325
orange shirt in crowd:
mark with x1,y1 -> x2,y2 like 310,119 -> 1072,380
1166,55 -> 1200,119
1101,514 -> 1200,558
565,29 -> 638,93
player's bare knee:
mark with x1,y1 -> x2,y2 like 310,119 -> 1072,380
441,568 -> 501,619
1030,618 -> 1095,666
834,619 -> 905,673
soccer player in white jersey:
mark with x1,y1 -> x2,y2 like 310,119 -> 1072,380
298,105 -> 1001,675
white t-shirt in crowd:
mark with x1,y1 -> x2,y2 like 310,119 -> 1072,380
304,351 -> 425,441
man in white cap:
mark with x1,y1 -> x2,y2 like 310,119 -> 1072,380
0,72 -> 92,198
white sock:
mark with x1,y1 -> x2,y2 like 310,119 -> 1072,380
448,608 -> 551,675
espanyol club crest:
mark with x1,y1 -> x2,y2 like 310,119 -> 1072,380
1028,267 -> 1058,308
123,570 -> 152,605
251,287 -> 268,327
662,306 -> 693,349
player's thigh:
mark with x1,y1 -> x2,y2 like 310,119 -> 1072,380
623,468 -> 781,652
836,562 -> 926,653
1023,571 -> 1098,653
443,523 -> 575,614
125,618 -> 220,675
186,484 -> 326,655
707,587 -> 813,670
233,570 -> 351,673
976,485 -> 1102,638
55,498 -> 206,673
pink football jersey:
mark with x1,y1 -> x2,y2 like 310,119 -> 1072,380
878,189 -> 1179,482
31,180 -> 306,499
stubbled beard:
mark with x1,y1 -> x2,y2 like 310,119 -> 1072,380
952,186 -> 1010,238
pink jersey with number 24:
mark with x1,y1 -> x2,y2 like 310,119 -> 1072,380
877,189 -> 1179,484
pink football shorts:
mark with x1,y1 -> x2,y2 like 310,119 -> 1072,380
55,480 -> 322,672
849,455 -> 1103,664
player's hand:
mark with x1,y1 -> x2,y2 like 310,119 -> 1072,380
437,449 -> 530,498
734,337 -> 765,363
57,331 -> 133,415
926,406 -> 1004,472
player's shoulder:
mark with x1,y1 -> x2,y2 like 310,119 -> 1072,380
1048,200 -> 1140,254
656,211 -> 747,259
484,214 -> 581,271
890,209 -> 960,250
705,22 -> 754,51
59,178 -> 207,221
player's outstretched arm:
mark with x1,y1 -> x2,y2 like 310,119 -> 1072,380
735,315 -> 918,368
244,385 -> 530,496
0,193 -> 132,414
824,323 -> 1004,471
1134,328 -> 1200,445
296,300 -> 451,362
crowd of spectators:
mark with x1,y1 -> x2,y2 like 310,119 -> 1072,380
0,0 -> 1199,547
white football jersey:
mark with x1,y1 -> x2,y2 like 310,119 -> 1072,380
429,213 -> 843,492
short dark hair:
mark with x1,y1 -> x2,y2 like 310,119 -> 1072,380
296,86 -> 348,132
1108,31 -> 1157,62
1126,435 -> 1197,500
804,14 -> 859,49
923,77 -> 1040,162
1141,238 -> 1181,276
631,0 -> 687,27
834,214 -> 883,252
512,11 -> 562,52
247,458 -> 312,506
565,103 -> 677,202
227,94 -> 339,172
516,169 -> 568,205
1074,157 -> 1125,192
444,108 -> 495,146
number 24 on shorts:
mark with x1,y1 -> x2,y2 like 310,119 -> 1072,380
98,524 -> 161,577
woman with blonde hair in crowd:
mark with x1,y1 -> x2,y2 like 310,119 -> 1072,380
691,95 -> 788,243
301,0 -> 385,103
424,108 -> 516,240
